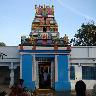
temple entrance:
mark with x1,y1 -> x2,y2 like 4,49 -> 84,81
38,62 -> 51,89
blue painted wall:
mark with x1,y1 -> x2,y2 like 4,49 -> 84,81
55,55 -> 71,91
21,53 -> 70,91
22,54 -> 35,90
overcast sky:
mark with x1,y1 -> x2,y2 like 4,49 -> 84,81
0,0 -> 96,46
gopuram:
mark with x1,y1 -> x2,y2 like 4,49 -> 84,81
19,5 -> 71,91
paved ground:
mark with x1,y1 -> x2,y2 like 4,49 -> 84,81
0,85 -> 11,95
0,85 -> 93,96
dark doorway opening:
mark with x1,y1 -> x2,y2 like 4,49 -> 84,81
14,66 -> 20,84
38,62 -> 51,89
0,66 -> 10,85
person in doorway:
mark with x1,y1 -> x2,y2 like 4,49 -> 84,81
43,70 -> 48,88
75,80 -> 86,96
43,71 -> 48,81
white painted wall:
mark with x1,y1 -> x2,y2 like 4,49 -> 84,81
0,46 -> 96,89
70,46 -> 96,90
0,46 -> 96,60
71,46 -> 96,59
70,80 -> 96,90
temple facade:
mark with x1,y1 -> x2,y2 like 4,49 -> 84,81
0,5 -> 96,92
19,5 -> 71,91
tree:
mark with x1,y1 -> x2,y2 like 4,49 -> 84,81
70,22 -> 96,46
0,42 -> 6,46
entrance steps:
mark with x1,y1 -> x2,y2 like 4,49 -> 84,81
33,89 -> 56,96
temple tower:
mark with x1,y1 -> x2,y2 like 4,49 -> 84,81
19,5 -> 71,92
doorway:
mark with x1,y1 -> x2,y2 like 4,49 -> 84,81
0,66 -> 10,85
38,62 -> 51,89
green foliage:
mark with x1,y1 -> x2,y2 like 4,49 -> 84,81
0,42 -> 6,46
71,22 -> 96,46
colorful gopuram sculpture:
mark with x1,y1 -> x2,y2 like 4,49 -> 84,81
20,5 -> 70,47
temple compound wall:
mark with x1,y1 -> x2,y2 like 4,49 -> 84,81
0,46 -> 96,90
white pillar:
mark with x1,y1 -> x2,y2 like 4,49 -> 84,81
51,60 -> 55,88
35,61 -> 39,89
32,54 -> 36,81
68,55 -> 71,81
55,55 -> 58,82
20,55 -> 22,79
34,55 -> 36,81
9,62 -> 14,87
75,64 -> 82,81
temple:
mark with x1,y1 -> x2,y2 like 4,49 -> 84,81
0,4 -> 96,94
19,5 -> 71,91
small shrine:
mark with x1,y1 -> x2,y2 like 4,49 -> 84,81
19,5 -> 71,91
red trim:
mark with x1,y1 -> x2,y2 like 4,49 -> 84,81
54,45 -> 58,50
32,45 -> 36,50
20,46 -> 23,50
67,46 -> 71,51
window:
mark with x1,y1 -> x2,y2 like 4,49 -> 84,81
82,66 -> 96,80
70,66 -> 75,80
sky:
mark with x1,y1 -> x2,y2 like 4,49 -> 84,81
0,0 -> 96,46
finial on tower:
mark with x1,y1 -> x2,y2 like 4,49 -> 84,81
35,5 -> 54,16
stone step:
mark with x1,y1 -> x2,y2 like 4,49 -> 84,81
33,89 -> 56,96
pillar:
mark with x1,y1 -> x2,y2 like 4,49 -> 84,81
9,62 -> 17,87
55,55 -> 71,91
20,55 -> 22,79
51,60 -> 55,89
35,61 -> 39,89
75,64 -> 82,80
22,54 -> 35,90
55,55 -> 58,82
33,54 -> 36,81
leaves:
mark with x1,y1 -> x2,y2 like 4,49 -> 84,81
0,42 -> 6,46
71,22 -> 96,46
